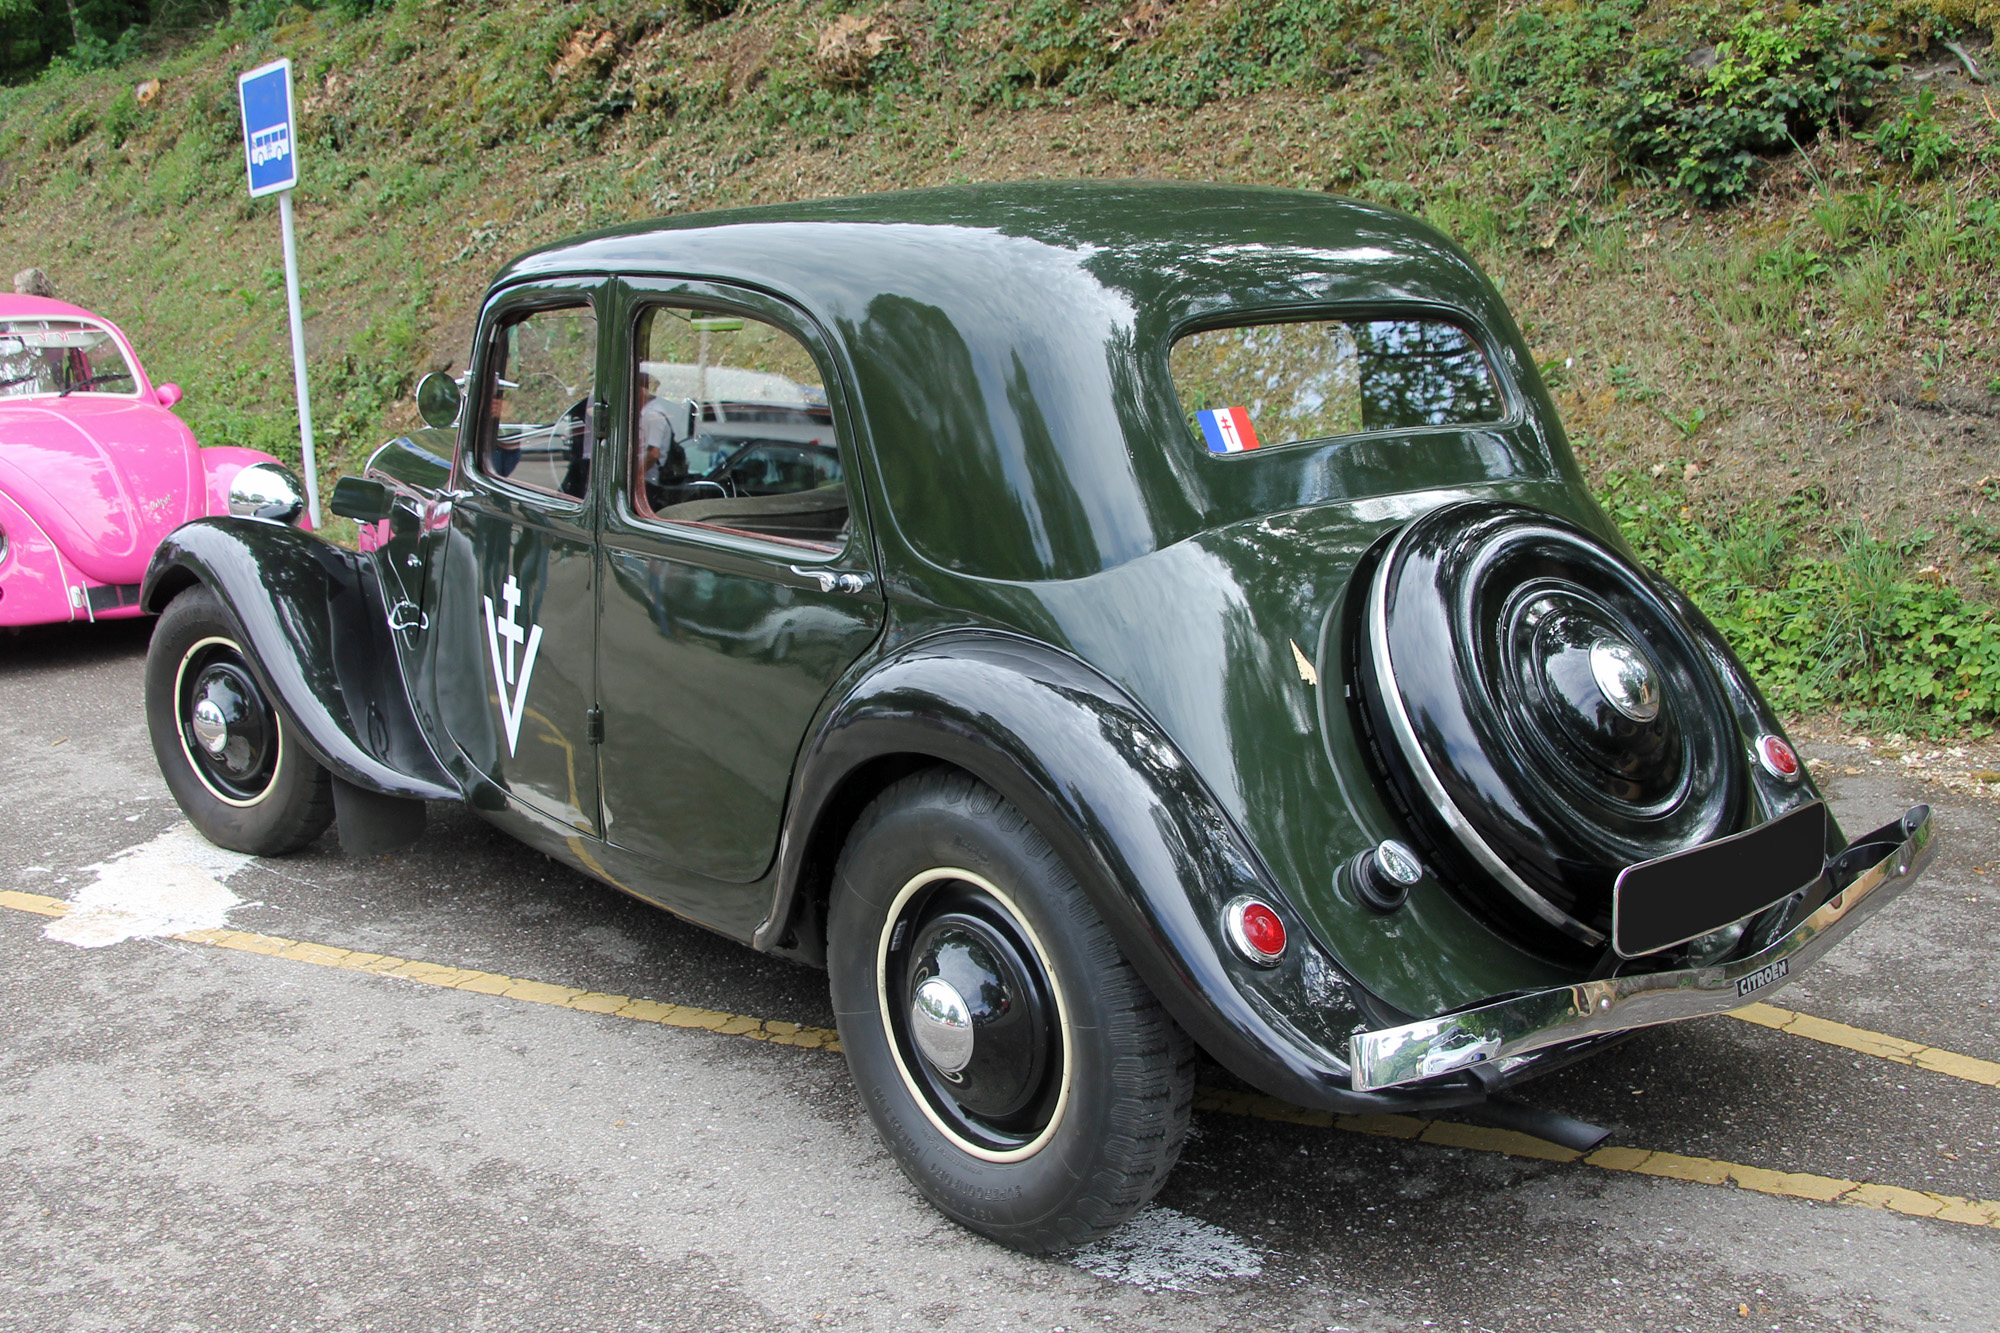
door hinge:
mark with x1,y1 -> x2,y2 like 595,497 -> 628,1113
586,705 -> 604,744
591,398 -> 609,441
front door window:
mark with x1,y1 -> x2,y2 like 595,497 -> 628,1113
483,305 -> 598,499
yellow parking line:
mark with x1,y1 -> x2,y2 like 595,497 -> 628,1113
1194,1087 -> 2000,1229
0,888 -> 839,1051
1729,1002 -> 2000,1088
7,888 -> 1997,1230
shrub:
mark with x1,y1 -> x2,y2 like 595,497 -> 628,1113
1606,7 -> 1896,204
1600,469 -> 2000,733
1868,87 -> 1962,179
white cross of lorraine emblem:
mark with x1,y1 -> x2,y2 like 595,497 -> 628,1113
482,574 -> 544,756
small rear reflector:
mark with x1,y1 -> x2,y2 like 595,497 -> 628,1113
1224,897 -> 1287,966
1757,734 -> 1802,781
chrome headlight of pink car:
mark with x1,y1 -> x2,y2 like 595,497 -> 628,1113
227,463 -> 308,526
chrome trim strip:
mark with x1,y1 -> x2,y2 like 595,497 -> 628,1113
1364,528 -> 1605,945
1350,805 -> 1936,1092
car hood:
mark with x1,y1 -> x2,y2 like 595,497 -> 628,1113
0,399 -> 200,584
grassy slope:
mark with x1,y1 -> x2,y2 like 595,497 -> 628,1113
1,0 -> 1997,730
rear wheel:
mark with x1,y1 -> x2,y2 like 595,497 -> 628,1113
828,768 -> 1193,1253
145,585 -> 333,855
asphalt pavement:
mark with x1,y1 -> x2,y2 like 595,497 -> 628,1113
3,618 -> 1996,1332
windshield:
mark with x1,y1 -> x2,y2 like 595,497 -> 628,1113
0,318 -> 139,399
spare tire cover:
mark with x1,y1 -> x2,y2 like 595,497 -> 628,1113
1357,501 -> 1749,948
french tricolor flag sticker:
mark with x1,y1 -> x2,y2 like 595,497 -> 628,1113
1197,406 -> 1261,454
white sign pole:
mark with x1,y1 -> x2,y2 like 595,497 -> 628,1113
238,58 -> 319,528
277,191 -> 320,528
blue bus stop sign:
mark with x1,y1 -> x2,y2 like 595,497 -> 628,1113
238,58 -> 298,197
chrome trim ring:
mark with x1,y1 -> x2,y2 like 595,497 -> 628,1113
1350,805 -> 1936,1091
1365,527 -> 1607,946
874,867 -> 1074,1164
173,635 -> 283,809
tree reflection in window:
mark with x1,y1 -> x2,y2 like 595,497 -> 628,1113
1170,317 -> 1502,454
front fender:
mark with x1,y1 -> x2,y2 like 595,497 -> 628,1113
769,632 -> 1485,1115
141,517 -> 458,802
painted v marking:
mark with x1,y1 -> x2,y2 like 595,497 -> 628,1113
484,594 -> 544,757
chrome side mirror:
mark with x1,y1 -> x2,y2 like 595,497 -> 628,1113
227,462 -> 307,526
415,372 -> 463,430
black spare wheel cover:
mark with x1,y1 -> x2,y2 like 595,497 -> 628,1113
1357,501 -> 1750,951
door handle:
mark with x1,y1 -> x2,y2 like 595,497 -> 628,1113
791,565 -> 873,596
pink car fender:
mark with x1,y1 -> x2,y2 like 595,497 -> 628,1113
0,485 -> 76,626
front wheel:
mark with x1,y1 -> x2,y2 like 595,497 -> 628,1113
828,768 -> 1193,1253
145,584 -> 333,856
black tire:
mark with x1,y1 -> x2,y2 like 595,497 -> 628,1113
145,584 -> 334,856
828,768 -> 1194,1253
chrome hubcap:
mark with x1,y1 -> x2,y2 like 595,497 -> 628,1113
1590,637 -> 1661,723
191,699 -> 230,756
910,976 -> 974,1077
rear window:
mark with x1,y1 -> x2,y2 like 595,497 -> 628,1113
1169,316 -> 1503,456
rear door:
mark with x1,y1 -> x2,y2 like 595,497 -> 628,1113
594,279 -> 884,885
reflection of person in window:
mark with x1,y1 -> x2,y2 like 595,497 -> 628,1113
638,374 -> 684,508
640,374 -> 680,478
487,384 -> 520,477
559,396 -> 592,499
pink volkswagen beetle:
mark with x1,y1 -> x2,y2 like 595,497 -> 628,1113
0,295 -> 308,627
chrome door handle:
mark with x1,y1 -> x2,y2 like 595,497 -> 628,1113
791,565 -> 873,595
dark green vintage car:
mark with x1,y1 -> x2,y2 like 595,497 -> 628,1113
141,182 -> 1936,1253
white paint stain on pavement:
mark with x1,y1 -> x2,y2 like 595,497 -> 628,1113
1070,1206 -> 1263,1292
44,825 -> 253,948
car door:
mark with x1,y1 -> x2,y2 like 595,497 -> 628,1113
595,279 -> 884,885
433,280 -> 606,834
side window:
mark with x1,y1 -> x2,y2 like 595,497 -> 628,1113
1169,316 -> 1503,455
478,304 -> 598,499
630,304 -> 846,553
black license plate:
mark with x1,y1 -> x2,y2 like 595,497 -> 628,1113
1612,802 -> 1828,958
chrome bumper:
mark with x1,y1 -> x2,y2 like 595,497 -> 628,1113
1350,805 -> 1937,1093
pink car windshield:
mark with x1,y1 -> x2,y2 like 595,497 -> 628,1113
0,318 -> 138,399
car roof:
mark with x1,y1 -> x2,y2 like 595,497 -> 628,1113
494,182 -> 1533,584
496,181 -> 1491,313
0,295 -> 114,323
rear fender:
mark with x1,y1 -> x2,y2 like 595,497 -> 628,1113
142,517 -> 458,804
765,632 -> 1484,1115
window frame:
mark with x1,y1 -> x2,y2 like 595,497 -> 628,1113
456,283 -> 606,511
